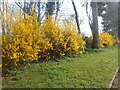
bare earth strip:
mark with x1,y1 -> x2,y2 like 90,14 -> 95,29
110,68 -> 120,89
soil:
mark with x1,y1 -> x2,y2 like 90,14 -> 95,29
110,68 -> 120,90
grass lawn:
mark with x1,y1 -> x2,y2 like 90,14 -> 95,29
3,45 -> 118,88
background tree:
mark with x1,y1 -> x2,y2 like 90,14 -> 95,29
91,1 -> 100,48
15,1 -> 47,23
71,0 -> 81,34
86,1 -> 100,49
45,0 -> 62,20
45,1 -> 55,16
55,1 -> 61,20
15,1 -> 62,21
97,2 -> 118,36
118,2 -> 120,40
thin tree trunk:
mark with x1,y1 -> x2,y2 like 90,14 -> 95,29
6,0 -> 9,34
91,1 -> 100,49
118,2 -> 120,40
71,0 -> 81,34
37,2 -> 41,22
2,1 -> 5,34
23,0 -> 26,19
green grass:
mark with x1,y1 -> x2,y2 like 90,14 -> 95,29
3,45 -> 118,88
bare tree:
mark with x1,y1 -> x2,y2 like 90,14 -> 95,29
55,1 -> 63,21
15,1 -> 34,16
15,1 -> 45,23
71,0 -> 81,34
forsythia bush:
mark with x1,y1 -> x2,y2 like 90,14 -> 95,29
62,21 -> 85,56
88,32 -> 115,48
41,18 -> 85,58
2,15 -> 52,74
2,15 -> 85,74
99,32 -> 115,48
114,36 -> 120,44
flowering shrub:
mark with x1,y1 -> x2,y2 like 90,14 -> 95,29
114,36 -> 120,44
2,15 -> 52,74
99,33 -> 115,48
62,21 -> 85,56
88,32 -> 115,48
2,15 -> 85,74
118,40 -> 120,43
40,17 -> 85,58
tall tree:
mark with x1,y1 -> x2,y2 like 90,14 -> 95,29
118,2 -> 120,40
91,1 -> 100,48
97,2 -> 118,36
71,0 -> 81,34
86,1 -> 100,48
105,2 -> 118,35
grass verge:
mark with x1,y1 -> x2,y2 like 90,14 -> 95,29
2,45 -> 118,88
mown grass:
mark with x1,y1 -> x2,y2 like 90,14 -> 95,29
2,45 -> 118,88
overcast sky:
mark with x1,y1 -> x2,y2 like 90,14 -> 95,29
1,0 -> 104,36
59,0 -> 103,37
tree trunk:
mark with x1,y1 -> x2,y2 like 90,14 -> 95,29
71,0 -> 81,34
2,1 -> 5,35
37,2 -> 41,22
118,2 -> 120,40
91,1 -> 100,49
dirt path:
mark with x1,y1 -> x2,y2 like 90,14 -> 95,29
110,68 -> 120,89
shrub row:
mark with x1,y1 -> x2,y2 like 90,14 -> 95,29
2,15 -> 85,74
2,13 -> 117,74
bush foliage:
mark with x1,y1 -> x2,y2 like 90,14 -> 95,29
88,32 -> 116,48
1,6 -> 117,75
2,15 -> 85,74
99,33 -> 116,48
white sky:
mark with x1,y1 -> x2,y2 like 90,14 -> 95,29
1,0 -> 104,36
60,0 -> 103,37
